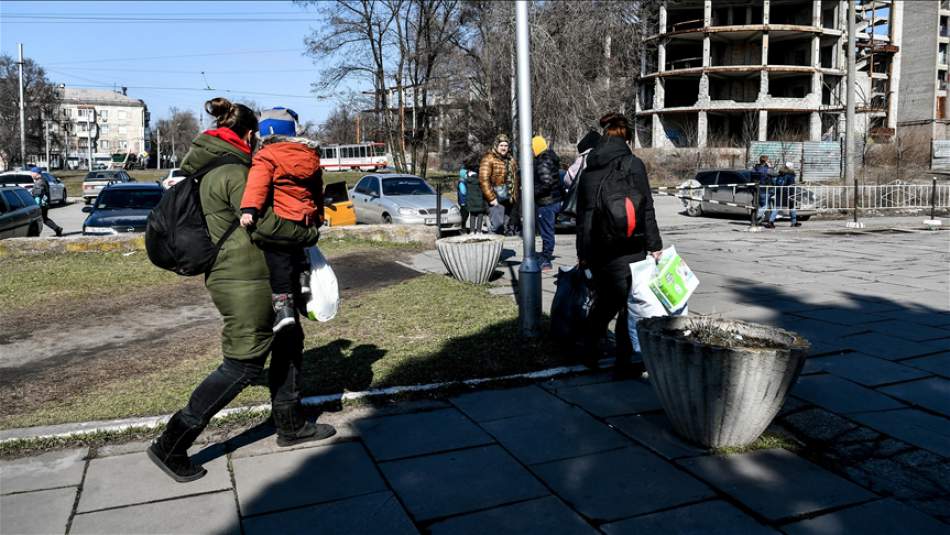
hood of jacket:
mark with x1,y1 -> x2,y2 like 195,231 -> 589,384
180,132 -> 252,175
585,136 -> 631,171
256,137 -> 321,180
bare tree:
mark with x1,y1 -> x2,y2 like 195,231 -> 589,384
0,55 -> 60,166
155,108 -> 199,166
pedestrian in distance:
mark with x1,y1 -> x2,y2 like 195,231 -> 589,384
478,133 -> 519,234
239,106 -> 325,333
532,135 -> 562,272
576,113 -> 663,377
764,162 -> 801,228
563,130 -> 602,191
752,155 -> 773,224
29,167 -> 63,236
462,158 -> 487,233
148,98 -> 335,484
457,164 -> 470,232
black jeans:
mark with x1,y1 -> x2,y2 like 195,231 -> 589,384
261,246 -> 307,295
176,324 -> 304,434
40,205 -> 62,233
584,257 -> 639,364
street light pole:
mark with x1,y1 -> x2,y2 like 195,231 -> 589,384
845,0 -> 864,228
515,0 -> 540,337
18,43 -> 27,166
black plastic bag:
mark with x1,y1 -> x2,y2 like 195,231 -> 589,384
551,266 -> 592,342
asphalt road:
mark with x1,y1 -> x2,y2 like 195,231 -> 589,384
39,195 -> 712,239
38,198 -> 91,237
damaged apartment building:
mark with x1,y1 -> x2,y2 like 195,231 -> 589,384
634,0 -> 914,150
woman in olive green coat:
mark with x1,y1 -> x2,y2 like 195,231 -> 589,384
148,98 -> 335,483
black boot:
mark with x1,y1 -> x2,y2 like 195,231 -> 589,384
271,403 -> 336,447
147,412 -> 207,483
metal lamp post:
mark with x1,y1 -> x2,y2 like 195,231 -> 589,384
515,0 -> 541,337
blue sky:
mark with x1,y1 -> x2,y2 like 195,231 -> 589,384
0,1 -> 342,125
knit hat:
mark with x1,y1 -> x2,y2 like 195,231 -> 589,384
29,166 -> 42,174
576,130 -> 601,154
493,133 -> 510,148
531,135 -> 548,156
259,107 -> 298,137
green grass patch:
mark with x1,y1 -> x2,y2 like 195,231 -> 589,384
1,274 -> 564,429
0,251 -> 180,312
713,433 -> 800,455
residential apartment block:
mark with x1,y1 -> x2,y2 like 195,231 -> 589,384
52,87 -> 150,168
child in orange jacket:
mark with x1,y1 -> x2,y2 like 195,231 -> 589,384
239,107 -> 324,332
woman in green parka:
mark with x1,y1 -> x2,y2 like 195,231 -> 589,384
148,98 -> 335,483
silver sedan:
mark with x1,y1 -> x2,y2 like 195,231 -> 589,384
349,174 -> 462,230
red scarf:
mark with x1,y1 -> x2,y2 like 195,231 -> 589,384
204,127 -> 251,154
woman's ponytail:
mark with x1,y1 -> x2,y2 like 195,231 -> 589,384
204,97 -> 258,138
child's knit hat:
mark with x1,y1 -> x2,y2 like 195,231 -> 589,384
259,107 -> 298,137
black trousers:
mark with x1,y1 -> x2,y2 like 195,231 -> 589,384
261,246 -> 307,295
584,256 -> 642,364
175,324 -> 304,438
40,205 -> 62,233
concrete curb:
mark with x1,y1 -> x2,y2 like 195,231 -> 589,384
0,364 -> 589,445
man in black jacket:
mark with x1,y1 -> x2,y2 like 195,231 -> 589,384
575,114 -> 662,375
532,135 -> 561,271
30,167 -> 63,237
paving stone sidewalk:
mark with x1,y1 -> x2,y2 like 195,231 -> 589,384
2,201 -> 948,533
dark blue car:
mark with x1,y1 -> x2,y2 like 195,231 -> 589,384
82,182 -> 164,236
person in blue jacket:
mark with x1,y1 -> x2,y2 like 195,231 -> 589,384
765,163 -> 801,228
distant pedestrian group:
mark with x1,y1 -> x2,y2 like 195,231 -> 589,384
753,155 -> 801,228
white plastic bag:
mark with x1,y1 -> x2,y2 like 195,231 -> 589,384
304,246 -> 339,322
628,255 -> 688,353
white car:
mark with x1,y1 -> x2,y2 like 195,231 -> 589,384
349,174 -> 462,230
161,168 -> 187,189
0,171 -> 67,206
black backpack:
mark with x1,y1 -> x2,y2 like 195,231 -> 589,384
593,156 -> 640,245
145,154 -> 247,276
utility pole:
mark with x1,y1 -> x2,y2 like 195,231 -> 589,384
156,127 -> 162,171
845,0 -> 863,228
515,0 -> 540,338
44,115 -> 50,168
18,44 -> 27,166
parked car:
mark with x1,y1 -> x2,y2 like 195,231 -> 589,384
349,174 -> 462,230
0,186 -> 43,239
322,181 -> 356,227
0,171 -> 67,206
82,182 -> 163,235
161,168 -> 187,189
82,170 -> 134,204
678,169 -> 814,220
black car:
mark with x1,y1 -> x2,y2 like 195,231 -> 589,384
82,182 -> 163,235
0,186 -> 43,239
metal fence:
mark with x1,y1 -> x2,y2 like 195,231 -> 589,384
656,182 -> 950,214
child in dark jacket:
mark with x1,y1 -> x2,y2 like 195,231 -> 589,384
239,107 -> 324,332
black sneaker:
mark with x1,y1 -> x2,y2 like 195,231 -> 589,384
272,294 -> 297,333
791,222 -> 802,227
277,422 -> 337,447
147,443 -> 207,483
763,222 -> 775,229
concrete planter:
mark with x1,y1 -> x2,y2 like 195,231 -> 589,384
436,234 -> 505,285
638,316 -> 809,449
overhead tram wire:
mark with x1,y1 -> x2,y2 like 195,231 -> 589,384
62,83 -> 321,101
2,15 -> 314,24
45,48 -> 302,66
48,67 -> 316,74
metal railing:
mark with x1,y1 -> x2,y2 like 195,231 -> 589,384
655,180 -> 950,218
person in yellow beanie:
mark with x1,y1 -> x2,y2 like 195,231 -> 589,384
532,135 -> 548,157
532,134 -> 562,271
